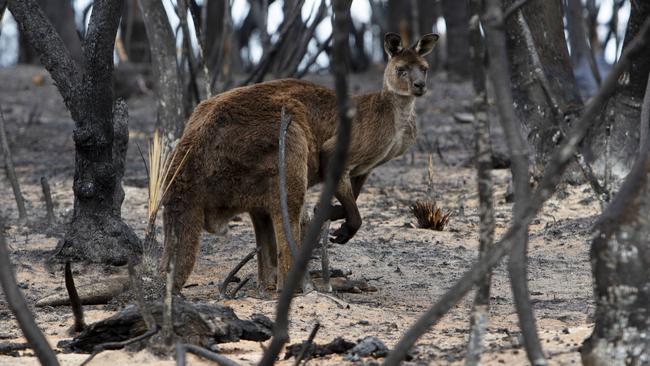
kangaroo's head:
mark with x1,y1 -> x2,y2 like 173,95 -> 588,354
383,33 -> 439,97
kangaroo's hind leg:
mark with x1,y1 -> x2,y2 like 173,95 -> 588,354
250,209 -> 278,292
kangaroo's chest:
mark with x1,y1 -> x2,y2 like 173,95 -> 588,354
350,105 -> 417,176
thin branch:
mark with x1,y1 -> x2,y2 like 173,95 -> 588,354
65,261 -> 85,332
639,69 -> 650,155
128,260 -> 156,331
229,275 -> 251,298
187,0 -> 211,99
0,106 -> 26,223
293,322 -> 321,366
293,34 -> 332,79
383,10 -> 650,366
319,216 -> 332,292
259,1 -> 354,364
80,328 -> 158,366
241,0 -> 306,85
182,344 -> 240,366
465,4 -> 495,364
278,106 -> 299,258
219,248 -> 258,299
488,4 -> 545,365
0,217 -> 60,365
40,177 -> 55,227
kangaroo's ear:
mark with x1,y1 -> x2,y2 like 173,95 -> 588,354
384,32 -> 403,58
414,33 -> 439,56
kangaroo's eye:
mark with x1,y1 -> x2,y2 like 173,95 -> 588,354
420,66 -> 428,73
396,67 -> 407,76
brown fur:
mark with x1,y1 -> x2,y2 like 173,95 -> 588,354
161,33 -> 439,291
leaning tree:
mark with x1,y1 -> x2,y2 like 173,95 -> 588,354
8,0 -> 140,264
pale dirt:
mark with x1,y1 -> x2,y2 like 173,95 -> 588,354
0,65 -> 598,365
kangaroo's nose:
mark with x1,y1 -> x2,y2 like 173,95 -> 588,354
413,81 -> 426,89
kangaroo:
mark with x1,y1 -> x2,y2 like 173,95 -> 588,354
161,32 -> 439,292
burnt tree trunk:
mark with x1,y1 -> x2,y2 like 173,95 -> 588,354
588,2 -> 650,179
9,0 -> 140,264
19,0 -> 82,64
581,149 -> 650,365
138,0 -> 186,141
504,0 -> 583,174
441,0 -> 470,80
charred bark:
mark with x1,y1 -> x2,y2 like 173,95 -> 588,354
441,0 -> 470,80
504,0 -> 583,174
581,151 -> 650,365
18,0 -> 82,64
588,2 -> 650,179
9,0 -> 140,264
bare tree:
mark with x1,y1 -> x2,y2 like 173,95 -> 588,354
9,0 -> 140,264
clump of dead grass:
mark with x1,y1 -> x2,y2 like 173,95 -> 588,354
411,200 -> 451,231
141,130 -> 190,270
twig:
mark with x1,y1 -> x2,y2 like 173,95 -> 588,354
241,0 -> 306,85
40,177 -> 55,227
229,276 -> 251,298
278,106 -> 299,258
294,34 -> 332,79
465,4 -> 495,365
0,107 -> 27,223
639,69 -> 650,155
294,322 -> 321,366
383,15 -> 650,366
187,0 -> 211,99
0,217 -> 59,365
64,261 -> 85,332
319,217 -> 332,292
128,260 -> 156,331
278,107 -> 313,292
259,1 -> 354,364
175,341 -> 186,366
183,344 -> 240,366
80,328 -> 158,366
162,228 -> 177,347
490,5 -> 545,366
219,248 -> 258,299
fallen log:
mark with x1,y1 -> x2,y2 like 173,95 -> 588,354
58,298 -> 273,353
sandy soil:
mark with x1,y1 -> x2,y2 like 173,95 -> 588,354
0,65 -> 599,365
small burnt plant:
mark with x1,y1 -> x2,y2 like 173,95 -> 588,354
411,200 -> 451,231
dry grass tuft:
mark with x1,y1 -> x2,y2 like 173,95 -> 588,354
147,130 -> 189,221
411,200 -> 451,231
141,130 -> 190,268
